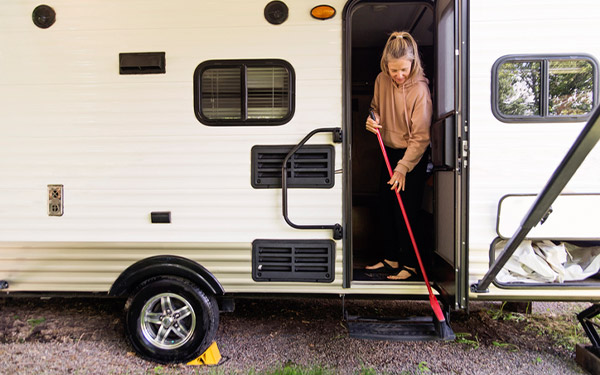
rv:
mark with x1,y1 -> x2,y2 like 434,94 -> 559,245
1,0 -> 599,364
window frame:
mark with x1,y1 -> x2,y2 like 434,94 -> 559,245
193,59 -> 295,126
491,54 -> 599,123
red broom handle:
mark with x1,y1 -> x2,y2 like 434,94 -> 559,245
375,128 -> 445,323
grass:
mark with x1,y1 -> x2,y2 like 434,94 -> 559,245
525,312 -> 589,351
454,332 -> 480,349
492,341 -> 519,352
173,362 -> 408,375
417,361 -> 431,374
486,301 -> 590,351
247,364 -> 335,375
485,302 -> 527,322
249,362 -> 433,375
26,317 -> 46,328
357,361 -> 378,375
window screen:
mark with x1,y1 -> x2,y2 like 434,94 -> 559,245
492,55 -> 598,122
194,60 -> 295,126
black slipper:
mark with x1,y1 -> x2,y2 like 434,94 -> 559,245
364,260 -> 399,273
387,266 -> 421,281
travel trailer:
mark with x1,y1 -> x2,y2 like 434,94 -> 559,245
1,0 -> 599,364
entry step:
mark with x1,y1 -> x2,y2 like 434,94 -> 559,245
346,315 -> 455,341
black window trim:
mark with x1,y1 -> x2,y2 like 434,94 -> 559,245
491,53 -> 599,123
193,59 -> 296,126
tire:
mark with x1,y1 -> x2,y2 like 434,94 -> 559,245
125,276 -> 219,364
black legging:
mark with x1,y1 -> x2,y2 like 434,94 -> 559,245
377,146 -> 429,268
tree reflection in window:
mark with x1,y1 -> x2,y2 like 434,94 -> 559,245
549,60 -> 593,116
498,61 -> 541,116
495,56 -> 596,121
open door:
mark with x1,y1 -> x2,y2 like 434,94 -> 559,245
430,0 -> 468,310
345,0 -> 467,309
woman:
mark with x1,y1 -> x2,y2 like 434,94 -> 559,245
364,31 -> 432,281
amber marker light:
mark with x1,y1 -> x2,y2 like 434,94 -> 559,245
311,5 -> 336,20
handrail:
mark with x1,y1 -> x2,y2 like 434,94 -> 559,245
281,127 -> 343,240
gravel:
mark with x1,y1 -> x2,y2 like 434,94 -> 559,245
0,296 -> 591,374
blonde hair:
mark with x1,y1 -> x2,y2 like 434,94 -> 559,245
380,31 -> 423,80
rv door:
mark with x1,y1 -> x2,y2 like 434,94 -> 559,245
345,0 -> 467,308
430,0 -> 468,309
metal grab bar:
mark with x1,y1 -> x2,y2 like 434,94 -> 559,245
281,127 -> 343,240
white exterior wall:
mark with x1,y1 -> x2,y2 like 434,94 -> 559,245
0,0 -> 352,292
468,0 -> 600,293
2,0 -> 600,301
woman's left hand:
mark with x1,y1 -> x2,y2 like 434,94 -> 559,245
388,170 -> 406,192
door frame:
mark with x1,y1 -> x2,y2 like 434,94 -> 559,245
341,0 -> 469,309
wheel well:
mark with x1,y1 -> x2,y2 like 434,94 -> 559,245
109,255 -> 225,297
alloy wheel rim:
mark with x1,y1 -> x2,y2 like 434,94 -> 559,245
140,293 -> 196,350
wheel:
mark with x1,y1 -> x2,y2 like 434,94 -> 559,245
125,276 -> 219,364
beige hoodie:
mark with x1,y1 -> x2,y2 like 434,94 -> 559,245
370,71 -> 432,175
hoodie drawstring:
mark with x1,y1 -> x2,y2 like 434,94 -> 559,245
402,84 -> 412,138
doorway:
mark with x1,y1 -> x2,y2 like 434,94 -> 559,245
345,0 -> 461,305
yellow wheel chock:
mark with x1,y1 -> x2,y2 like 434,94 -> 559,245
187,341 -> 221,366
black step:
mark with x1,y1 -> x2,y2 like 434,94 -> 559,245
346,315 -> 455,341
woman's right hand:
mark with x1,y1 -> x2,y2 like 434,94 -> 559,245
366,112 -> 382,135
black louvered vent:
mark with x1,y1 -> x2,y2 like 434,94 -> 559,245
252,239 -> 335,282
251,145 -> 334,188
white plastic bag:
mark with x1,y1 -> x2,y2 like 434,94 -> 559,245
495,240 -> 559,283
494,240 -> 600,283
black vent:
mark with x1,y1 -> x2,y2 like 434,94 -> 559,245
251,145 -> 334,188
252,239 -> 335,282
119,52 -> 166,75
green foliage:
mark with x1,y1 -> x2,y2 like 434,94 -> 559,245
357,361 -> 377,375
27,317 -> 46,328
454,332 -> 480,349
526,312 -> 588,351
417,362 -> 431,374
486,302 -> 527,322
492,341 -> 519,352
257,363 -> 335,375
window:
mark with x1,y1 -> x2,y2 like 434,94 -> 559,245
492,55 -> 598,122
435,0 -> 455,117
194,59 -> 295,126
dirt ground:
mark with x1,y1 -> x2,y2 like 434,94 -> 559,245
0,296 -> 593,374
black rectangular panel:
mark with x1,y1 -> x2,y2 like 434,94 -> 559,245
251,145 -> 335,188
119,52 -> 166,74
252,239 -> 335,282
